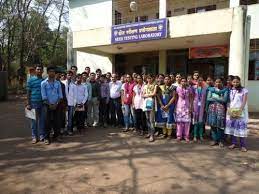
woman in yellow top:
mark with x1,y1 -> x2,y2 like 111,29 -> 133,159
142,74 -> 158,142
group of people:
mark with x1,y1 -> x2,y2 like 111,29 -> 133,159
26,64 -> 249,152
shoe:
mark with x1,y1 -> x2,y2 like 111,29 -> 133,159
149,135 -> 155,142
68,131 -> 73,136
122,128 -> 129,132
200,137 -> 204,142
154,131 -> 159,137
32,138 -> 37,144
103,123 -> 108,128
167,136 -> 172,140
193,137 -> 197,142
241,147 -> 247,152
210,141 -> 218,146
219,142 -> 224,148
162,134 -> 167,139
145,134 -> 151,139
93,122 -> 98,127
228,144 -> 236,149
44,139 -> 50,145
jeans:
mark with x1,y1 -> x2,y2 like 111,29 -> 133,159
122,104 -> 134,129
110,97 -> 124,126
145,111 -> 155,135
87,97 -> 99,125
31,101 -> 45,140
67,106 -> 74,132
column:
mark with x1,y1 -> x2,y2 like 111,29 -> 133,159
229,0 -> 240,8
159,0 -> 167,18
228,6 -> 246,84
159,50 -> 167,74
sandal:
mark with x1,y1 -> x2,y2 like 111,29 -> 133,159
149,135 -> 155,142
228,144 -> 236,149
210,141 -> 218,146
241,147 -> 248,152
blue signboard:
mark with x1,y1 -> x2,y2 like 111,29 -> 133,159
111,18 -> 167,44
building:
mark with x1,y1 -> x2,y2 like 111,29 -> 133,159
68,0 -> 259,111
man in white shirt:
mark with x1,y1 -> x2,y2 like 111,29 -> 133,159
109,73 -> 124,127
74,74 -> 88,133
64,71 -> 76,135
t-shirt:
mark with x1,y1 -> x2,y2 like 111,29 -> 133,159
27,76 -> 43,102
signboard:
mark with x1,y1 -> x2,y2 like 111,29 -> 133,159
111,18 -> 167,44
189,45 -> 229,59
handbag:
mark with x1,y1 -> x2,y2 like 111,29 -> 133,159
228,108 -> 242,119
145,97 -> 153,111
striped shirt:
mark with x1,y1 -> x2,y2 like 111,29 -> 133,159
27,76 -> 43,102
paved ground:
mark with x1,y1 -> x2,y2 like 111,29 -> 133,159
0,96 -> 258,194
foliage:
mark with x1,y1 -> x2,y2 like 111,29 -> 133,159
0,0 -> 69,75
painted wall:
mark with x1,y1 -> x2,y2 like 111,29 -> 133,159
247,4 -> 259,39
69,0 -> 112,32
247,4 -> 259,112
168,8 -> 233,38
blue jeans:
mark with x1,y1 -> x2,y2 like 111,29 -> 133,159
67,106 -> 74,132
122,104 -> 134,129
31,101 -> 45,140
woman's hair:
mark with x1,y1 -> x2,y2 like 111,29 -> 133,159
232,76 -> 243,92
146,74 -> 154,79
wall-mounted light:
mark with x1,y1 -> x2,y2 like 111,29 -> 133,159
130,1 -> 137,12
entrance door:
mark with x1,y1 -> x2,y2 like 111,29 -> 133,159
188,62 -> 214,77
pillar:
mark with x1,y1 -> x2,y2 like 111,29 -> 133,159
159,0 -> 167,18
229,0 -> 240,8
228,7 -> 246,84
159,50 -> 167,74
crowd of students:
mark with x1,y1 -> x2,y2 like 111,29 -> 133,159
26,64 -> 249,152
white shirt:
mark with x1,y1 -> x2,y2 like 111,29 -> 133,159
75,83 -> 88,105
109,81 -> 122,99
64,80 -> 76,106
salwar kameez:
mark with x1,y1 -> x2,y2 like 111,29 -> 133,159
192,86 -> 207,139
175,86 -> 192,141
206,88 -> 228,143
155,85 -> 176,136
225,88 -> 249,148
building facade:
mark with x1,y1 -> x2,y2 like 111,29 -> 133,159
68,0 -> 259,111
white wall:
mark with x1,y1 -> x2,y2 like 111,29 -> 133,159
69,0 -> 112,32
247,4 -> 259,112
247,4 -> 259,39
76,51 -> 113,74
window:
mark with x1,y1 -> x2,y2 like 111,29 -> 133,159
135,16 -> 148,22
248,39 -> 259,80
187,5 -> 216,14
240,0 -> 259,5
115,10 -> 122,25
155,11 -> 171,18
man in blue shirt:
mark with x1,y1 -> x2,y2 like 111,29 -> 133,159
27,64 -> 46,144
41,66 -> 63,144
